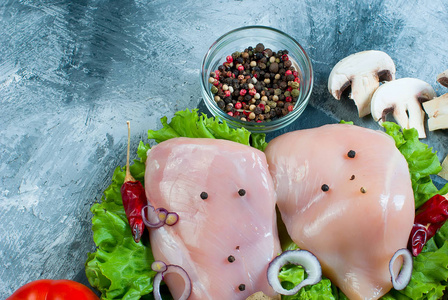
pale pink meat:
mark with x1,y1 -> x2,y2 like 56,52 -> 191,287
264,124 -> 415,300
144,137 -> 281,299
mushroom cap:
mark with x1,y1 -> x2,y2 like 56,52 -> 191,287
328,50 -> 396,117
371,78 -> 437,138
423,93 -> 448,131
437,69 -> 448,88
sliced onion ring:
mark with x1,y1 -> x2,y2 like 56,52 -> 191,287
151,260 -> 167,273
165,212 -> 179,226
389,248 -> 413,290
142,205 -> 164,228
153,264 -> 192,300
156,208 -> 168,222
267,250 -> 322,295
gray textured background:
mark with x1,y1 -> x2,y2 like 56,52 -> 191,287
1,0 -> 447,298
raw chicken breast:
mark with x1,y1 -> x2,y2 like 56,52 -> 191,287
264,124 -> 415,300
145,137 -> 281,300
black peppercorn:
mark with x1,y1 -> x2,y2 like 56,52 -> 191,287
238,189 -> 246,196
217,100 -> 225,109
227,255 -> 235,263
350,175 -> 355,180
347,150 -> 356,158
321,184 -> 330,192
200,192 -> 208,200
238,284 -> 246,291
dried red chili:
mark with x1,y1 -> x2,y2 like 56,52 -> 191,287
408,194 -> 448,256
120,121 -> 146,243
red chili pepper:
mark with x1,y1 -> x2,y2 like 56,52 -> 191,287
120,121 -> 147,243
408,194 -> 448,256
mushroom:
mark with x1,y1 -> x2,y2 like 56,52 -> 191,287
439,155 -> 448,181
370,78 -> 436,138
328,50 -> 396,117
422,93 -> 448,132
437,69 -> 448,87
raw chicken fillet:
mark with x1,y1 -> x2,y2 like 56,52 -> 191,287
145,137 -> 281,300
265,124 -> 415,300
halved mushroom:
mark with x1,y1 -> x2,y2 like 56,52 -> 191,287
439,155 -> 448,181
437,69 -> 448,87
422,93 -> 448,131
328,50 -> 396,117
371,78 -> 436,138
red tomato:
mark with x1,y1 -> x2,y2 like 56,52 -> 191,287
7,279 -> 100,300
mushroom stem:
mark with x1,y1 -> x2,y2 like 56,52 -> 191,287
371,78 -> 436,138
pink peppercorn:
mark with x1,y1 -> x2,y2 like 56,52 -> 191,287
237,65 -> 244,71
285,70 -> 292,76
282,54 -> 289,61
293,71 -> 299,77
225,90 -> 231,97
256,120 -> 262,123
294,77 -> 300,83
213,80 -> 219,87
258,103 -> 265,111
235,102 -> 242,109
286,96 -> 292,102
249,88 -> 256,96
240,89 -> 247,96
226,55 -> 233,63
227,111 -> 234,117
288,105 -> 294,112
286,86 -> 293,92
215,70 -> 220,77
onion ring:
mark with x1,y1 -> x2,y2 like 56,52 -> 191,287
153,264 -> 192,300
267,250 -> 322,295
151,260 -> 167,273
156,208 -> 168,222
142,205 -> 165,228
165,212 -> 179,226
389,248 -> 413,290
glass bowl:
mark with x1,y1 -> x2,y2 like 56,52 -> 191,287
200,25 -> 313,133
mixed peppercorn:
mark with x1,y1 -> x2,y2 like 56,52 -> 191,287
209,43 -> 302,122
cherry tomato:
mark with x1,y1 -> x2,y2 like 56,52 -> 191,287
7,279 -> 100,300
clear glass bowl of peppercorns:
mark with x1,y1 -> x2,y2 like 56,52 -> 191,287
200,25 -> 313,133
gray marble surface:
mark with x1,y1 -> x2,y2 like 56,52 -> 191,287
1,0 -> 447,298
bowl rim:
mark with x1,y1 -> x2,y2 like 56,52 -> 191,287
200,25 -> 314,133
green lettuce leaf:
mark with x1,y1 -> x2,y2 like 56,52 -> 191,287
279,265 -> 336,300
147,108 -> 268,151
86,109 -> 267,299
382,122 -> 448,208
85,166 -> 156,300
